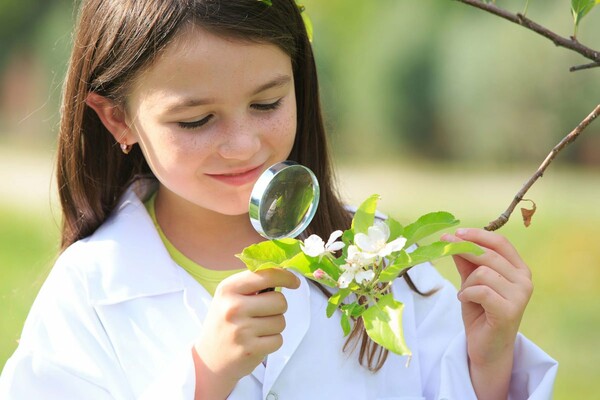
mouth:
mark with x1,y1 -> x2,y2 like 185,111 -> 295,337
206,164 -> 264,186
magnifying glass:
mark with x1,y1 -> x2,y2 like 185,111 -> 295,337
249,160 -> 320,240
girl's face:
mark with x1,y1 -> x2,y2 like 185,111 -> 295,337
125,26 -> 297,216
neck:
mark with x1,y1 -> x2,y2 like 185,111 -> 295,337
154,188 -> 264,271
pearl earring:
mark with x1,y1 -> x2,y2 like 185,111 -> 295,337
120,142 -> 132,154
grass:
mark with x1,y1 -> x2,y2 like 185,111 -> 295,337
1,160 -> 599,399
0,204 -> 58,366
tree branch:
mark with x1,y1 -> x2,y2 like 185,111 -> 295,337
454,0 -> 600,70
570,61 -> 600,72
485,104 -> 600,231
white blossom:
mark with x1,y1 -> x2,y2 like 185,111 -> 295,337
354,220 -> 407,258
338,264 -> 375,289
337,245 -> 376,288
301,230 -> 345,258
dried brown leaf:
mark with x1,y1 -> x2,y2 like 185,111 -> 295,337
520,199 -> 537,228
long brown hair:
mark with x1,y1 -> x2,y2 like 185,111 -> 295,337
58,0 -> 423,372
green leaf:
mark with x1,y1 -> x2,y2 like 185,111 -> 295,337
362,294 -> 411,356
378,251 -> 411,283
351,194 -> 380,234
379,241 -> 483,282
280,252 -> 319,277
342,302 -> 366,318
385,217 -> 404,241
571,0 -> 598,31
301,10 -> 314,42
237,238 -> 341,283
236,238 -> 301,271
340,313 -> 352,336
326,288 -> 351,317
406,241 -> 484,266
342,228 -> 354,246
403,212 -> 460,247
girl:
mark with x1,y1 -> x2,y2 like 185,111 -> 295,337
0,0 -> 556,399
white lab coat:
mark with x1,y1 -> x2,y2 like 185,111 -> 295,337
0,179 -> 557,399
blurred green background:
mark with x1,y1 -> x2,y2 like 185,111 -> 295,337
1,0 -> 599,398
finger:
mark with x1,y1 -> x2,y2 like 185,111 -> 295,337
442,233 -> 478,283
245,290 -> 289,317
450,253 -> 477,285
253,315 -> 287,337
455,228 -> 528,271
254,333 -> 284,356
443,233 -> 525,283
222,268 -> 301,295
459,284 -> 529,326
458,285 -> 508,317
461,265 -> 513,300
443,233 -> 520,284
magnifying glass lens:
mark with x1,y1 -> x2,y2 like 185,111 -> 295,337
249,161 -> 319,240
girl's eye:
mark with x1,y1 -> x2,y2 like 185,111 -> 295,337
251,98 -> 283,111
177,115 -> 213,130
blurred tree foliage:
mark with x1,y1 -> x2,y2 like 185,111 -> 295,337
306,0 -> 600,165
0,0 -> 68,70
0,0 -> 72,144
1,0 -> 599,165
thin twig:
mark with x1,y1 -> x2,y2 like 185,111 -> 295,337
570,61 -> 600,72
485,104 -> 600,231
455,0 -> 600,71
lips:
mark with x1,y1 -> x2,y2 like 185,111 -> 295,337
206,164 -> 264,186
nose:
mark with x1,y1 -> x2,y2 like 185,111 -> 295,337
217,117 -> 261,160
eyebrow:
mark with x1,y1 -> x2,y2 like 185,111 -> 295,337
251,74 -> 292,96
163,74 -> 292,114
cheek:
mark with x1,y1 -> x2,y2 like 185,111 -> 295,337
266,101 -> 297,151
132,117 -> 208,176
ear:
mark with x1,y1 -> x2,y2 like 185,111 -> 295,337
85,92 -> 137,145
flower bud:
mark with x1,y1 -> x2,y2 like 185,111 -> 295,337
313,269 -> 327,280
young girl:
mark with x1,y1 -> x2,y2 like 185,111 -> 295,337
0,0 -> 557,399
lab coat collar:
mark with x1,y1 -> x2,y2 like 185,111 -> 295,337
82,178 -> 185,305
82,178 -> 313,391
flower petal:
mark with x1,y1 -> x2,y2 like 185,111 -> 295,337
327,242 -> 345,252
338,270 -> 355,289
367,223 -> 387,245
388,236 -> 407,251
374,220 -> 391,238
326,230 -> 344,247
355,269 -> 375,285
354,233 -> 375,252
301,234 -> 325,257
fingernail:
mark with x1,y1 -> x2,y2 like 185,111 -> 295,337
441,234 -> 457,242
456,228 -> 468,237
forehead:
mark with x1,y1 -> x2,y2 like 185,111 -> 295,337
127,25 -> 293,107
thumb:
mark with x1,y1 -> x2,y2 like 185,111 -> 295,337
441,233 -> 476,285
451,254 -> 477,285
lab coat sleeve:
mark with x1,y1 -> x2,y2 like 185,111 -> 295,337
0,251 -> 199,400
0,351 -> 113,400
1,338 -> 198,400
406,263 -> 557,400
0,260 -> 129,399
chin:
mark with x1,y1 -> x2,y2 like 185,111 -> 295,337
219,207 -> 249,217
212,199 -> 250,217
